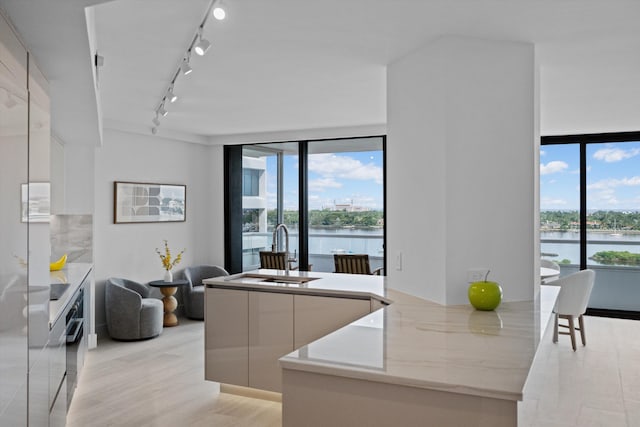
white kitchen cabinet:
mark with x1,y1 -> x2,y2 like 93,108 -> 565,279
0,11 -> 29,427
293,295 -> 371,349
205,288 -> 249,386
248,292 -> 293,392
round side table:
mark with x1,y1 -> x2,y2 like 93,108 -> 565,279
149,279 -> 188,327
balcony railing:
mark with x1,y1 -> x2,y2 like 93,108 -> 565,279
243,231 -> 384,273
542,237 -> 640,312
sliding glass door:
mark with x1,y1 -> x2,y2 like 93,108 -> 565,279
307,137 -> 384,272
227,136 -> 386,274
241,143 -> 299,270
541,133 -> 640,315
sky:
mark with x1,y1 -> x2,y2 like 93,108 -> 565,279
266,150 -> 384,211
540,141 -> 640,211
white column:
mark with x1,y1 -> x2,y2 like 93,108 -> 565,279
387,36 -> 538,305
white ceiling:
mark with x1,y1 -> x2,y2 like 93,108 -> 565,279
2,0 -> 640,145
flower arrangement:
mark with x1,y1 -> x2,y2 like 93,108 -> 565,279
156,240 -> 185,271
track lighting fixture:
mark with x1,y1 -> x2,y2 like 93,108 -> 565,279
167,85 -> 178,103
213,5 -> 226,20
151,0 -> 227,134
193,29 -> 211,56
180,58 -> 193,75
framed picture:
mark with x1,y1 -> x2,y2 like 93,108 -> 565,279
21,182 -> 50,223
114,181 -> 186,224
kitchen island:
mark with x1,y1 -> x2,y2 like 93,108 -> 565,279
204,269 -> 558,427
203,270 -> 388,393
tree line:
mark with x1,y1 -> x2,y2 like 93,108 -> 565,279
267,209 -> 383,229
541,210 -> 640,231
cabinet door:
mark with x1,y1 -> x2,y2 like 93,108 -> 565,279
48,316 -> 66,407
294,295 -> 371,349
205,288 -> 249,386
248,292 -> 293,392
28,350 -> 49,427
49,377 -> 67,427
0,13 -> 28,427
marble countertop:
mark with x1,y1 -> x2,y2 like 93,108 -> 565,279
206,269 -> 559,402
280,284 -> 560,402
204,269 -> 389,303
48,262 -> 92,328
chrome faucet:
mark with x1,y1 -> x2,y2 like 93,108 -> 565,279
272,223 -> 290,273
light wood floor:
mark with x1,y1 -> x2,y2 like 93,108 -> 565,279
66,318 -> 281,427
67,315 -> 639,427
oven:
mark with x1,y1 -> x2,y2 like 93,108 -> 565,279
65,285 -> 85,407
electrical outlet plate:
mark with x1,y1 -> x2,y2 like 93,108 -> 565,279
467,269 -> 489,283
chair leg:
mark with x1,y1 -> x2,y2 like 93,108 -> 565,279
568,316 -> 577,351
553,313 -> 558,343
578,314 -> 586,346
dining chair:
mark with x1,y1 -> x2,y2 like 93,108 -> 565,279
333,254 -> 383,275
552,269 -> 595,351
260,251 -> 295,270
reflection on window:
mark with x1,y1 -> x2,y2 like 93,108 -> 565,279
243,209 -> 260,232
243,169 -> 260,197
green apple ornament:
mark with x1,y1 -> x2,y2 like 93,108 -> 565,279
468,270 -> 503,311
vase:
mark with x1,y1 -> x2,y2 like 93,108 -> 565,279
164,269 -> 173,282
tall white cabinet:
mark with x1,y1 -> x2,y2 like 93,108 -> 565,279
0,12 -> 29,426
0,10 -> 51,426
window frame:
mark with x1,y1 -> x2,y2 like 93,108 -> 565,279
224,135 -> 387,274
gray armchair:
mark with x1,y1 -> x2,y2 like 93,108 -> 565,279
182,265 -> 229,320
106,278 -> 163,341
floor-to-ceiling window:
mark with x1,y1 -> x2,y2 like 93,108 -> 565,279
307,137 -> 384,273
226,136 -> 385,274
240,143 -> 299,270
541,132 -> 640,317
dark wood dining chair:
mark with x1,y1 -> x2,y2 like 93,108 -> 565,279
260,251 -> 295,270
333,254 -> 383,275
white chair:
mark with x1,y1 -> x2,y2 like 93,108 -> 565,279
541,258 -> 560,284
552,269 -> 595,351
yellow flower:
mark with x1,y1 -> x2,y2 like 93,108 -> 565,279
155,240 -> 185,271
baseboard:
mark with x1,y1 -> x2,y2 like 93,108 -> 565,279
586,308 -> 640,321
88,333 -> 98,349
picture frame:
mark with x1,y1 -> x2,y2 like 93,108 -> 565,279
21,182 -> 50,223
114,181 -> 186,224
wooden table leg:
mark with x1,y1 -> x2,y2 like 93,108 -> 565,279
159,286 -> 178,326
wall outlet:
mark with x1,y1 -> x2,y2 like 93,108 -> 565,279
467,269 -> 489,283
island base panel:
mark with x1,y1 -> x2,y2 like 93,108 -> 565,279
282,369 -> 517,427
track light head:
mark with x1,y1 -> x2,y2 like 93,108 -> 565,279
158,105 -> 168,117
180,59 -> 193,75
167,86 -> 178,103
213,6 -> 226,20
151,127 -> 158,135
152,115 -> 161,126
194,37 -> 211,56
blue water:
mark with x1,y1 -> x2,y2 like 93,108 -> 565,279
541,231 -> 640,266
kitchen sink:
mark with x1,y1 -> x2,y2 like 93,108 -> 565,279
230,273 -> 320,284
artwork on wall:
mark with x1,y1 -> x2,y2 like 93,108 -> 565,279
21,182 -> 50,223
114,181 -> 186,224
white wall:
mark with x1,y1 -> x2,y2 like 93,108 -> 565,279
91,129 -> 224,332
387,36 -> 538,305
